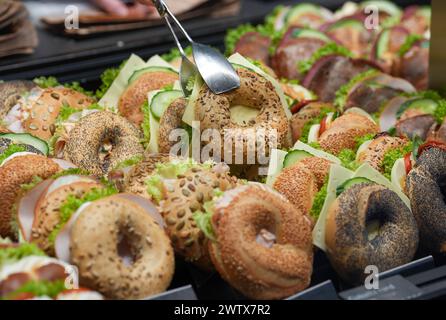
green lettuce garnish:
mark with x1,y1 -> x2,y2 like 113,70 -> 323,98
398,34 -> 424,57
33,77 -> 94,97
337,133 -> 377,170
338,148 -> 360,171
112,155 -> 143,171
382,142 -> 413,179
193,201 -> 216,241
161,46 -> 193,62
192,188 -> 224,241
3,280 -> 66,300
58,103 -> 103,123
51,168 -> 89,180
299,107 -> 333,143
95,59 -> 127,99
33,76 -> 60,88
334,69 -> 380,109
310,179 -> 328,219
297,43 -> 352,75
47,185 -> 118,246
0,243 -> 45,267
355,133 -> 376,149
20,176 -> 44,193
264,5 -> 286,31
434,98 -> 446,124
0,144 -> 26,165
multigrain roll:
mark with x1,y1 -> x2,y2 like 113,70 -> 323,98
159,164 -> 239,269
64,111 -> 144,176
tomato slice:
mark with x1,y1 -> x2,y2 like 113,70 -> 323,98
290,99 -> 317,114
404,153 -> 412,174
319,116 -> 328,136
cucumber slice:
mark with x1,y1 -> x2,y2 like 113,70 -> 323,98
0,133 -> 49,155
150,90 -> 183,120
327,19 -> 364,32
292,29 -> 331,42
285,4 -> 323,25
360,1 -> 401,17
336,177 -> 372,196
128,66 -> 178,85
376,29 -> 390,59
396,98 -> 438,119
283,150 -> 312,168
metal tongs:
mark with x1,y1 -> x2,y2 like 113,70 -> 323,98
152,0 -> 240,95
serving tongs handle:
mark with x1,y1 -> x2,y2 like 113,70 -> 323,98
152,0 -> 193,43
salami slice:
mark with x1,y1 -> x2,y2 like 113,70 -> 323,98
302,55 -> 377,102
344,73 -> 415,113
396,114 -> 436,140
234,31 -> 272,66
271,37 -> 326,81
396,40 -> 429,90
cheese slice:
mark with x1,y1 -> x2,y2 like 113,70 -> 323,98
312,164 -> 354,251
291,141 -> 341,164
353,163 -> 411,209
265,149 -> 288,186
146,90 -> 162,154
265,141 -> 341,187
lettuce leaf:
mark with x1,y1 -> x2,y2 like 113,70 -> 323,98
95,59 -> 127,99
192,188 -> 224,241
33,77 -> 94,97
58,103 -> 103,123
0,144 -> 26,164
20,176 -> 44,193
47,185 -> 118,246
161,46 -> 193,62
310,179 -> 328,219
112,155 -> 143,171
398,34 -> 424,57
382,142 -> 413,179
337,133 -> 376,171
3,280 -> 66,300
0,243 -> 45,267
297,43 -> 352,75
264,5 -> 286,31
